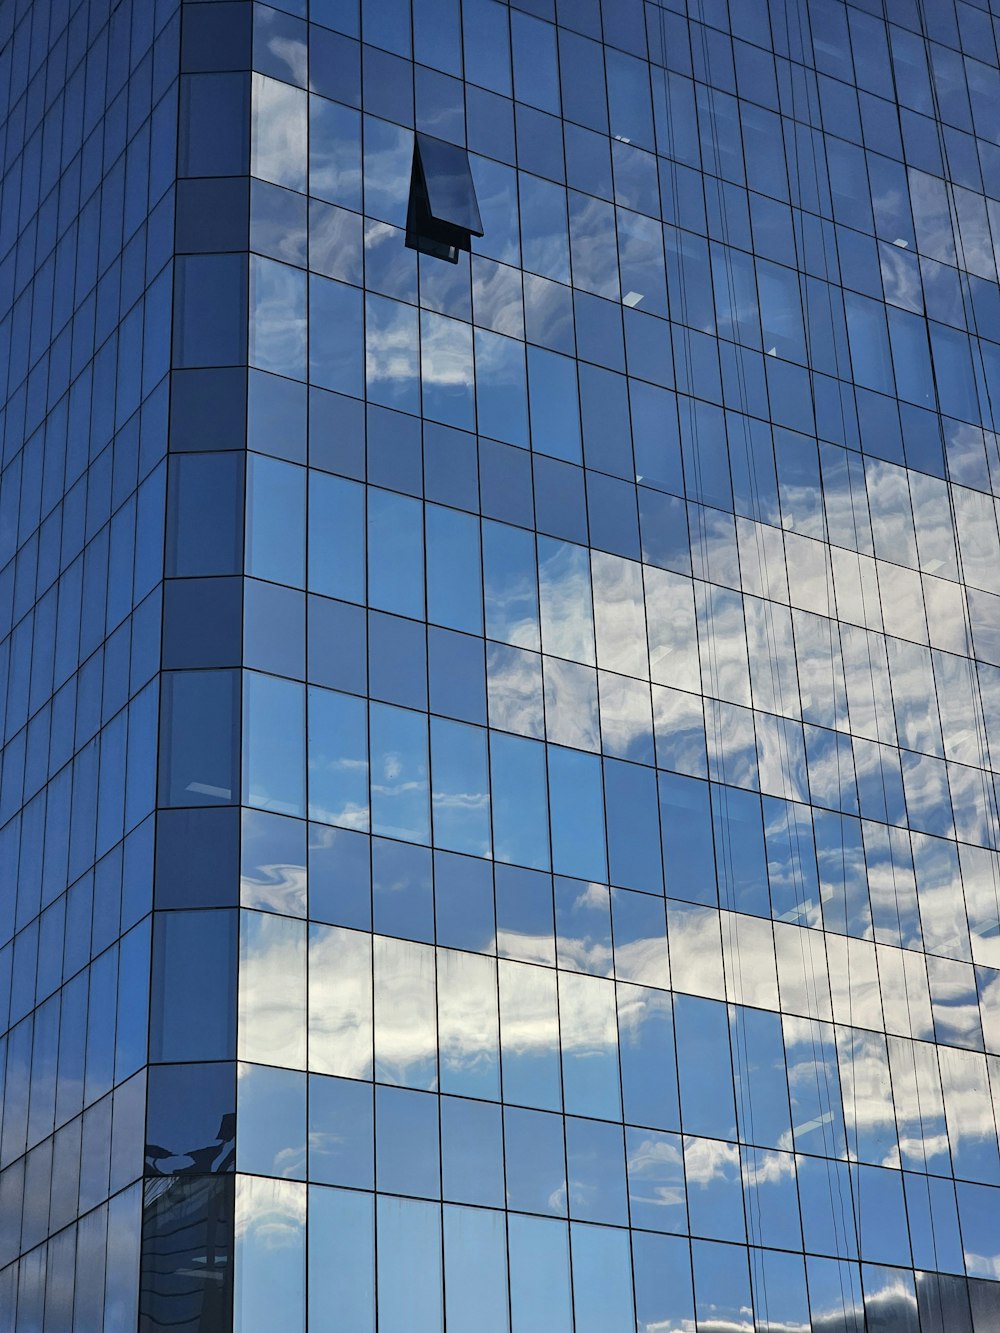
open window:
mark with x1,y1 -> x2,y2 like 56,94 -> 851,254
405,133 -> 484,264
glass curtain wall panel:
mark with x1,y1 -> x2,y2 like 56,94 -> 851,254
4,0 -> 1000,1329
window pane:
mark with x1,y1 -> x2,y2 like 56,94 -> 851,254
246,454 -> 305,588
430,718 -> 490,856
371,703 -> 430,843
308,1187 -> 373,1331
250,257 -> 306,379
376,1197 -> 442,1332
243,672 -> 305,817
234,1176 -> 305,1333
251,74 -> 306,190
308,688 -> 369,831
239,911 -> 307,1068
159,670 -> 239,808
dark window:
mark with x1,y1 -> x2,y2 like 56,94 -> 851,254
406,133 -> 483,263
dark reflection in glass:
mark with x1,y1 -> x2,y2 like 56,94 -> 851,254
155,809 -> 240,910
166,454 -> 244,579
862,1263 -> 920,1333
139,1176 -> 234,1333
150,910 -> 238,1063
159,670 -> 240,809
170,368 -> 248,453
163,578 -> 242,671
180,69 -> 250,172
145,1063 -> 236,1176
915,1270 -> 974,1333
969,1278 -> 1000,1331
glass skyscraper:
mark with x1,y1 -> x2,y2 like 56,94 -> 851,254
4,0 -> 1000,1328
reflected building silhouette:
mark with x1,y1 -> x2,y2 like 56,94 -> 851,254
140,1176 -> 234,1333
141,1111 -> 236,1329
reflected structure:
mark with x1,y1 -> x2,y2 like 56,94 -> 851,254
4,0 -> 1000,1329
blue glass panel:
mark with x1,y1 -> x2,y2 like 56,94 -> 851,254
633,1232 -> 694,1333
237,1063 -> 306,1179
376,1197 -> 442,1331
692,1239 -> 753,1333
430,718 -> 490,856
548,747 -> 606,881
507,1215 -> 573,1333
659,773 -> 717,906
308,688 -> 369,831
370,703 -> 430,843
605,760 -> 662,893
368,488 -> 425,619
309,1187 -> 374,1332
490,733 -> 550,870
443,1207 -> 508,1333
426,505 -> 482,633
619,987 -> 679,1130
441,1096 -> 504,1207
309,473 -> 365,604
308,1075 -> 373,1188
504,1106 -> 566,1217
243,672 -> 305,817
571,1223 -> 634,1332
475,330 -> 529,446
675,995 -> 737,1140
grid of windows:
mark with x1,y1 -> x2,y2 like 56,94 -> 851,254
7,0 -> 1000,1328
218,0 -> 1000,1327
0,0 -> 179,1324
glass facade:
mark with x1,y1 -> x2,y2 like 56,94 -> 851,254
0,0 -> 175,1325
5,0 -> 1000,1328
